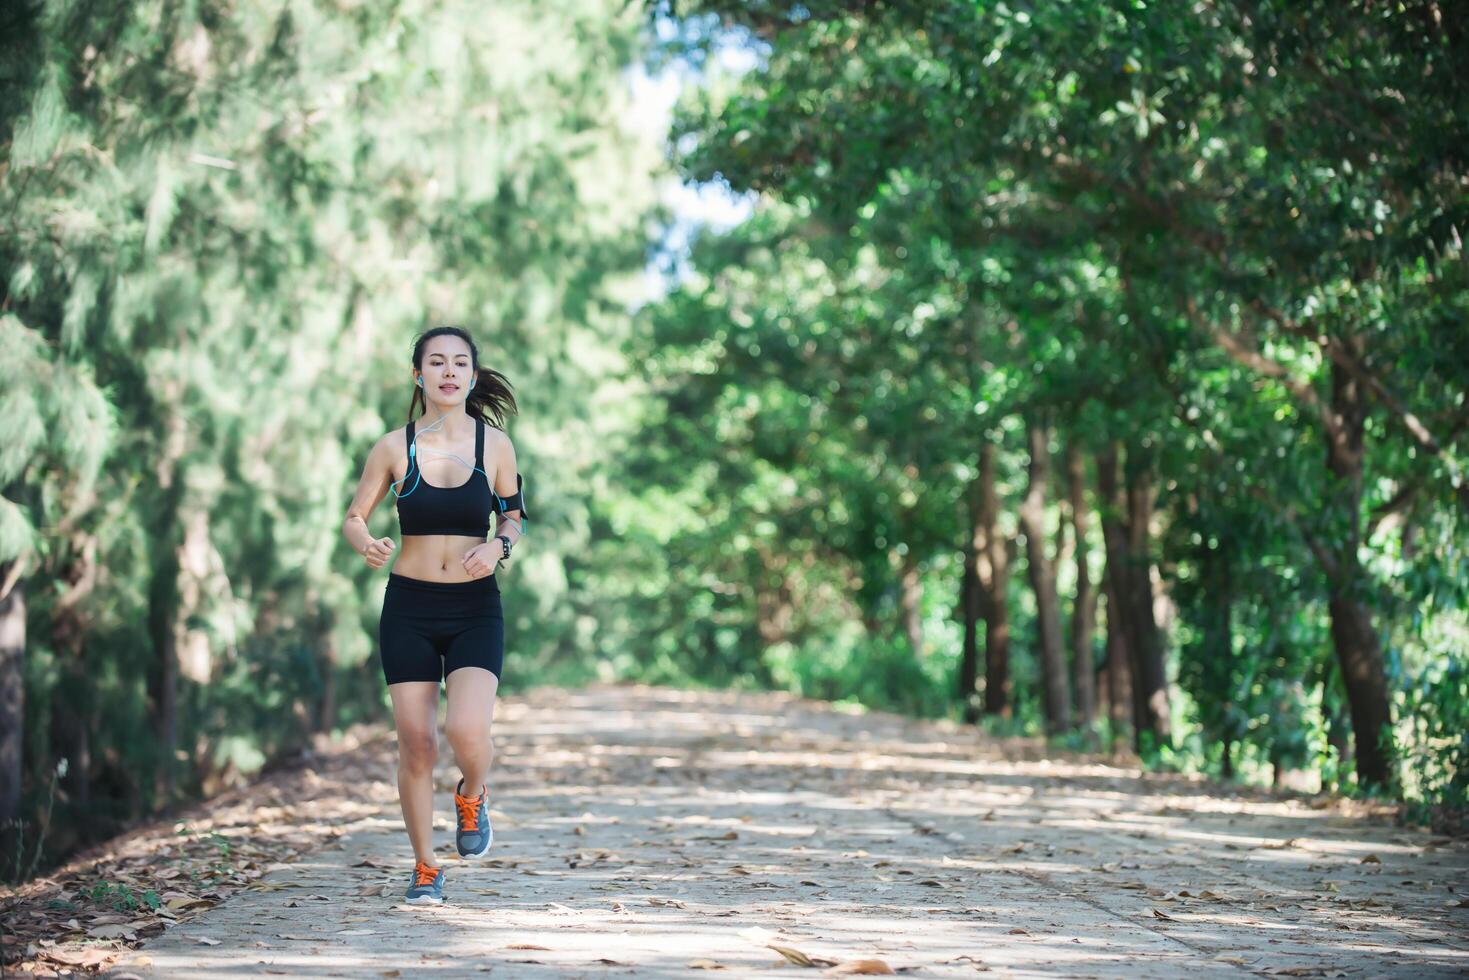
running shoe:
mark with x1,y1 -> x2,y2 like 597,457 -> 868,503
454,778 -> 492,858
404,861 -> 445,905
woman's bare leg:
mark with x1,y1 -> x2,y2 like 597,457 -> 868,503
388,681 -> 441,865
445,667 -> 499,796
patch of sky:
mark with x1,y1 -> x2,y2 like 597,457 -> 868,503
627,13 -> 769,303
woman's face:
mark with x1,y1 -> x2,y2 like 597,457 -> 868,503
416,337 -> 476,409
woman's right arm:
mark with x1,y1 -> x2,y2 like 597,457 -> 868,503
343,432 -> 398,569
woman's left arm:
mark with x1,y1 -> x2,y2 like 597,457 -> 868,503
491,431 -> 525,559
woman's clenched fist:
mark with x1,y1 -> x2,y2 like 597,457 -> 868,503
363,536 -> 395,569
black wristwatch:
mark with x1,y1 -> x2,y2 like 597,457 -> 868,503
495,535 -> 512,561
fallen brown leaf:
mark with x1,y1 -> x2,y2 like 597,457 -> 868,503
769,944 -> 839,968
40,948 -> 114,969
825,959 -> 895,975
352,858 -> 394,869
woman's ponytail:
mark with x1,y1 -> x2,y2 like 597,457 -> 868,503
466,366 -> 517,429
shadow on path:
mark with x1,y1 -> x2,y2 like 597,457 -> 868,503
92,684 -> 1469,977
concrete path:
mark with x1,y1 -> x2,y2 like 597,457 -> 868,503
117,684 -> 1469,978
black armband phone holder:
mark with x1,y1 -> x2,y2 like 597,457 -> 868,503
492,473 -> 529,521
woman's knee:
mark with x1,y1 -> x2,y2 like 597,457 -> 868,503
396,728 -> 438,772
444,716 -> 490,751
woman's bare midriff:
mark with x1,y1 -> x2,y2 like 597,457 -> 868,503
391,534 -> 493,583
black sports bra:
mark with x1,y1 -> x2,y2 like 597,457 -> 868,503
395,418 -> 528,537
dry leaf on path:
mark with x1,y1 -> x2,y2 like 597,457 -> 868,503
352,858 -> 394,869
825,959 -> 895,975
689,959 -> 728,970
41,948 -> 114,969
769,944 -> 839,967
87,924 -> 135,939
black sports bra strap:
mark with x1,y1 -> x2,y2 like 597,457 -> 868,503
405,420 -> 416,469
474,419 -> 485,475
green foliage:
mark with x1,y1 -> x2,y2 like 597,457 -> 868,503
79,882 -> 161,913
1400,642 -> 1469,830
2,0 -> 661,875
5,0 -> 1467,878
611,0 -> 1468,815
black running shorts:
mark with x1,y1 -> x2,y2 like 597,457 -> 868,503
378,573 -> 504,685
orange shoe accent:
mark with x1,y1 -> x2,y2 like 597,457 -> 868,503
414,861 -> 440,887
454,785 -> 485,830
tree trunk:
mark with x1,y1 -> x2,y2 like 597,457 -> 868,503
1097,444 -> 1170,751
978,442 -> 1011,717
1020,422 -> 1070,733
899,554 -> 923,657
1124,447 -> 1171,747
317,610 -> 338,734
1097,448 -> 1142,742
50,534 -> 99,808
146,543 -> 181,803
1323,356 -> 1394,789
755,566 -> 794,649
1199,531 -> 1234,780
1100,559 -> 1133,751
146,417 -> 187,805
1066,446 -> 1097,733
958,473 -> 983,721
0,563 -> 24,824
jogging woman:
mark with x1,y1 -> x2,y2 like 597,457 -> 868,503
341,326 -> 528,905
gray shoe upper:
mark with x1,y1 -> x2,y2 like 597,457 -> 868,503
405,864 -> 445,903
455,780 -> 492,856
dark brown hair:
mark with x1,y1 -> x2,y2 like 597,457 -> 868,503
406,326 -> 518,428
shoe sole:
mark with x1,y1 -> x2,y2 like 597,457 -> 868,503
457,830 -> 493,859
405,893 -> 444,905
